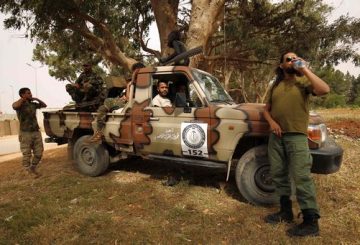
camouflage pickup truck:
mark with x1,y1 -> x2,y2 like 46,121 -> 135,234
43,66 -> 343,205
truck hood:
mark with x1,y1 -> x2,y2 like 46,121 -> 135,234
213,103 -> 324,125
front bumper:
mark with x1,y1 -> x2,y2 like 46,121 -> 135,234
310,137 -> 343,174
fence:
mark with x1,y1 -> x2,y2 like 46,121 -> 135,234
0,119 -> 19,137
0,109 -> 54,137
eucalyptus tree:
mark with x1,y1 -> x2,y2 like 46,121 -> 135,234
1,0 -> 226,82
206,0 -> 360,102
1,0 -> 360,98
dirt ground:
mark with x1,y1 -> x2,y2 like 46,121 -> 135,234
326,119 -> 360,139
0,108 -> 359,244
317,108 -> 360,140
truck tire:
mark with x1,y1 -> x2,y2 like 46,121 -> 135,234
235,145 -> 276,205
73,135 -> 109,177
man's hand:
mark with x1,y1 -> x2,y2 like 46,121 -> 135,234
31,97 -> 47,108
269,121 -> 282,137
119,95 -> 127,102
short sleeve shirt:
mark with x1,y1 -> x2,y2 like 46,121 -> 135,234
152,95 -> 172,107
267,78 -> 313,135
16,101 -> 41,132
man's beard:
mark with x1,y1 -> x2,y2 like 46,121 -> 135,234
285,67 -> 304,77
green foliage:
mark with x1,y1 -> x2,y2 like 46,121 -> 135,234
210,0 -> 360,103
347,75 -> 360,104
1,0 -> 153,81
1,0 -> 360,97
315,66 -> 351,95
322,93 -> 347,108
309,66 -> 356,108
220,0 -> 360,67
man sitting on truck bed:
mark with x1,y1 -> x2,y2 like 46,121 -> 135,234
89,78 -> 131,143
66,63 -> 105,105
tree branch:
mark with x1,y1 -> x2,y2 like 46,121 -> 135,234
134,13 -> 161,59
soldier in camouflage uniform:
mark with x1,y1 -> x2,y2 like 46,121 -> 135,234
66,63 -> 104,103
89,80 -> 130,143
12,88 -> 47,178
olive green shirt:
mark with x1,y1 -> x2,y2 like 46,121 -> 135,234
267,78 -> 313,135
16,101 -> 41,132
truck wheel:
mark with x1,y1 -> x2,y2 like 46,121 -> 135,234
235,145 -> 276,205
73,135 -> 109,177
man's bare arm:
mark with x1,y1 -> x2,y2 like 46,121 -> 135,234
12,98 -> 26,110
32,97 -> 47,108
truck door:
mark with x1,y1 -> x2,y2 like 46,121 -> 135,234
133,72 -> 210,158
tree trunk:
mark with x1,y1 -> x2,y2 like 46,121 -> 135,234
151,0 -> 179,56
187,0 -> 226,67
224,68 -> 233,90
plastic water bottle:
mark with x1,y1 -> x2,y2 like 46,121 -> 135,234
293,59 -> 306,69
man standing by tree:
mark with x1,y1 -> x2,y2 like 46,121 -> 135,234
12,88 -> 47,178
263,52 -> 330,237
65,63 -> 104,104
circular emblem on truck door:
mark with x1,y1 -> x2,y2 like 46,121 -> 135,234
182,124 -> 206,149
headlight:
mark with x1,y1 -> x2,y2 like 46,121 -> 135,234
307,123 -> 327,149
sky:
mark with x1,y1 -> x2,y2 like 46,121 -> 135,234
0,0 -> 360,114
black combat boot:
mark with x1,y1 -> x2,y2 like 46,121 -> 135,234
265,196 -> 294,224
287,209 -> 320,237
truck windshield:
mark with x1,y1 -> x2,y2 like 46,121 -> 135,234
192,69 -> 234,104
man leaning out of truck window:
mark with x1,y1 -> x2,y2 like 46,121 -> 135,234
152,81 -> 172,107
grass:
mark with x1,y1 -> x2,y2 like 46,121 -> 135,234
315,107 -> 360,121
0,108 -> 359,244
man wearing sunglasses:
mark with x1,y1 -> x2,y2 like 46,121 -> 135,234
263,52 -> 330,237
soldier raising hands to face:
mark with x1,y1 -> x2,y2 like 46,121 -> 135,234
12,88 -> 47,178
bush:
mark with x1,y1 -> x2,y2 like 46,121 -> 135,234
323,94 -> 347,108
353,97 -> 360,107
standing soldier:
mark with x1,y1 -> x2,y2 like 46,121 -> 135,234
263,52 -> 330,237
66,63 -> 104,103
12,87 -> 47,178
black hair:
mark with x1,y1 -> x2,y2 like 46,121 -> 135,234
157,81 -> 168,88
273,52 -> 289,87
167,30 -> 181,48
131,62 -> 145,71
268,52 -> 291,100
19,87 -> 30,97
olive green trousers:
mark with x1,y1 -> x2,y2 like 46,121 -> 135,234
268,133 -> 319,214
